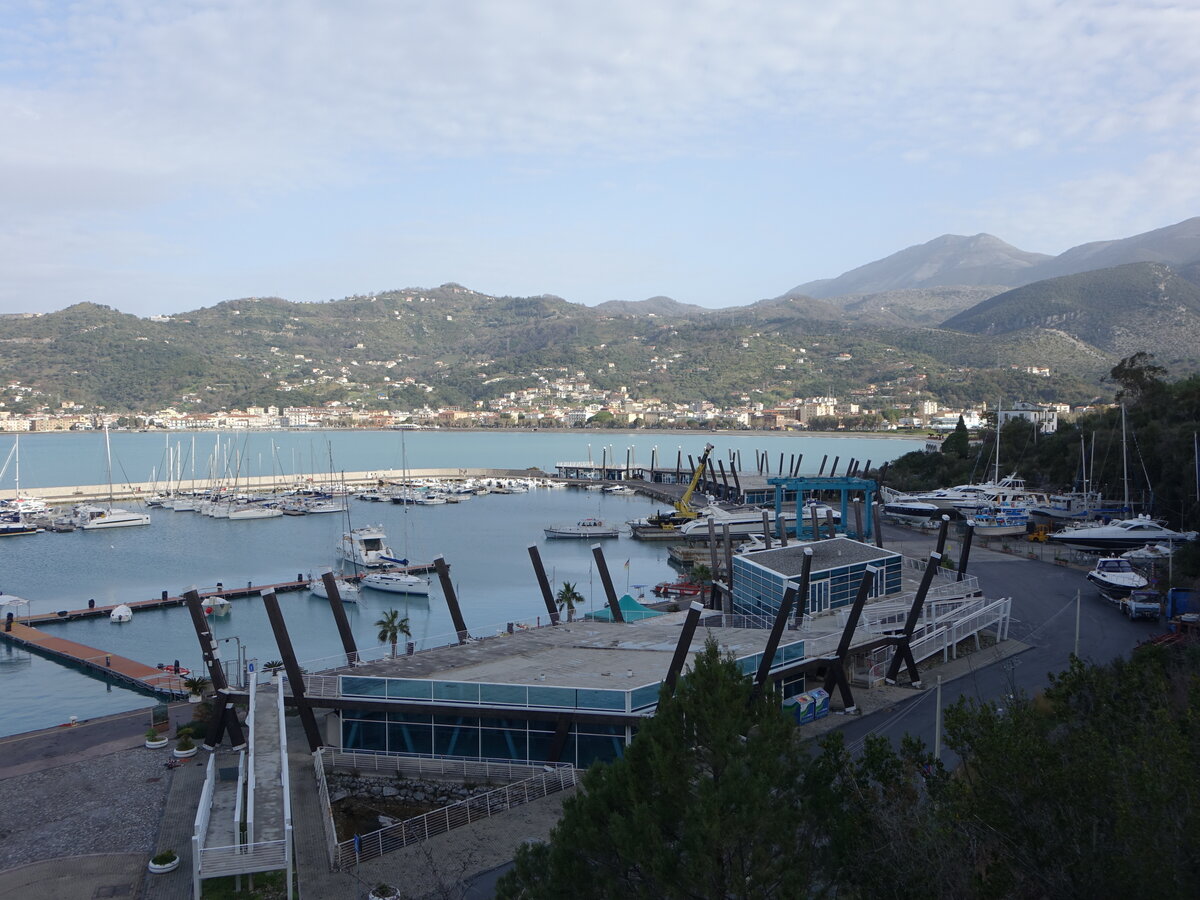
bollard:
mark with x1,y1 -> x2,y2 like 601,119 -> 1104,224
88,599 -> 96,609
507,622 -> 515,634
162,590 -> 169,601
105,655 -> 111,667
69,716 -> 77,726
406,641 -> 415,656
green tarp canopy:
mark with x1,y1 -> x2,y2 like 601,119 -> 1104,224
584,594 -> 665,622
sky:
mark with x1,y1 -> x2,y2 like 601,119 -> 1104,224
1,0 -> 1198,318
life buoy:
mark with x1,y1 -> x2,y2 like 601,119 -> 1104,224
205,607 -> 213,615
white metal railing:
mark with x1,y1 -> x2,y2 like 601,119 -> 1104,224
246,673 -> 257,845
312,751 -> 340,870
198,840 -> 289,876
329,763 -> 577,868
321,748 -> 564,782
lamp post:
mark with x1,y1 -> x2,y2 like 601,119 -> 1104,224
218,635 -> 245,689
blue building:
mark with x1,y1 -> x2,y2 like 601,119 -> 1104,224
732,538 -> 903,619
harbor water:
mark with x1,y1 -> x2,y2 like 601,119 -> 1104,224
0,430 -> 919,737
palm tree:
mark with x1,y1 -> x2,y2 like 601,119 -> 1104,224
556,581 -> 584,622
691,564 -> 713,607
374,609 -> 411,658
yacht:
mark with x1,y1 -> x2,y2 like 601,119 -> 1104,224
337,525 -> 394,567
1086,557 -> 1149,599
544,517 -> 620,539
74,504 -> 151,530
1046,515 -> 1198,552
678,506 -> 796,539
361,571 -> 431,596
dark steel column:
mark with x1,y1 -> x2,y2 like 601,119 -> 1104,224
321,569 -> 359,666
761,510 -> 772,549
662,601 -> 705,696
872,501 -> 885,548
825,508 -> 836,539
729,462 -> 742,502
716,459 -> 731,500
261,589 -> 323,751
528,545 -> 561,624
810,503 -> 820,541
935,515 -> 950,555
591,544 -> 624,622
793,547 -> 813,629
852,498 -> 864,540
884,552 -> 941,685
751,586 -> 797,701
957,523 -> 975,581
830,456 -> 839,476
183,588 -> 247,751
818,455 -> 827,476
793,453 -> 803,477
823,566 -> 877,707
722,524 -> 734,614
434,556 -> 469,642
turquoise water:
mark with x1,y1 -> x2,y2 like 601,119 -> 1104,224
0,431 -> 919,737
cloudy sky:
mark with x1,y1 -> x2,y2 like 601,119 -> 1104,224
1,0 -> 1197,317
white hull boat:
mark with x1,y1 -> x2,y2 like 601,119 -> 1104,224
678,506 -> 796,539
1086,557 -> 1149,599
1047,515 -> 1198,552
966,506 -> 1030,538
76,505 -> 151,529
544,517 -> 620,539
110,603 -> 133,623
361,572 -> 431,595
337,526 -> 394,567
309,576 -> 362,602
227,505 -> 283,520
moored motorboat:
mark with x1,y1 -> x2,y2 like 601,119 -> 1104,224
337,525 -> 394,567
544,517 -> 620,539
966,505 -> 1030,538
653,581 -> 703,598
110,604 -> 133,623
75,504 -> 151,529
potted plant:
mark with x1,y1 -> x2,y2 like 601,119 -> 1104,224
174,727 -> 198,759
182,675 -> 210,702
145,727 -> 169,749
148,849 -> 180,874
368,884 -> 400,900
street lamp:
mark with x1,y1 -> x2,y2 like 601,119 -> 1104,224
217,635 -> 246,689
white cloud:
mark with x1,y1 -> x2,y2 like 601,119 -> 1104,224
0,0 -> 1198,311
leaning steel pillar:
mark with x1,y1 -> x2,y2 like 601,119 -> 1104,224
591,544 -> 624,622
852,498 -> 864,541
261,589 -> 323,751
872,501 -> 885,548
320,569 -> 359,666
822,566 -> 877,708
957,523 -> 975,582
528,545 -> 561,624
662,601 -> 705,697
183,588 -> 247,751
884,552 -> 941,685
793,547 -> 813,629
434,556 -> 469,643
716,459 -> 731,501
751,586 -> 797,701
935,515 -> 950,555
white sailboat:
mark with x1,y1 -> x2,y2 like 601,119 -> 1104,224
77,424 -> 150,530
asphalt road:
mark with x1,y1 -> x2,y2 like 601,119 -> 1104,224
837,550 -> 1162,762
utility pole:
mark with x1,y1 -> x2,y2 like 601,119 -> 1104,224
1073,589 -> 1081,659
934,674 -> 943,759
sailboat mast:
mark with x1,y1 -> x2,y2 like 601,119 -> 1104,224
1121,404 -> 1130,513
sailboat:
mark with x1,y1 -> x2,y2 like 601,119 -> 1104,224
0,437 -> 44,536
74,424 -> 150,530
362,429 -> 430,596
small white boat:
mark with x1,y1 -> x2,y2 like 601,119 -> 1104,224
337,525 -> 394,567
544,517 -> 620,539
1086,557 -> 1149,599
309,575 -> 362,602
110,604 -> 133,623
361,572 -> 431,596
603,485 -> 636,495
1121,542 -> 1176,562
1048,515 -> 1198,552
203,597 -> 231,616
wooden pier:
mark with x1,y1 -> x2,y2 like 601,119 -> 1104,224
0,621 -> 189,698
16,563 -> 435,626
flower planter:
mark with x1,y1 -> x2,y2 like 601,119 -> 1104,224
148,857 -> 180,874
145,736 -> 169,749
173,746 -> 198,759
187,694 -> 202,703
